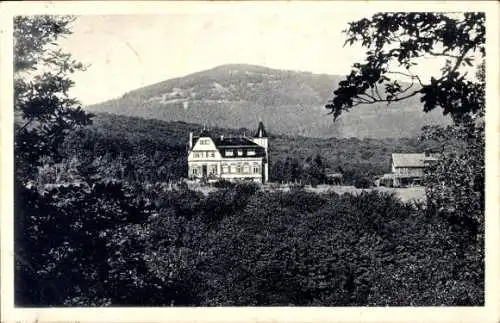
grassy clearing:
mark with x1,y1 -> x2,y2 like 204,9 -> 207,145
184,181 -> 426,203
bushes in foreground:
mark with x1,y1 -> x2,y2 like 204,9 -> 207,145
15,180 -> 483,306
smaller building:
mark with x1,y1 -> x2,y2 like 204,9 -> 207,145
390,153 -> 439,187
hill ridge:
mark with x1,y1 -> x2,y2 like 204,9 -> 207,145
86,64 -> 450,139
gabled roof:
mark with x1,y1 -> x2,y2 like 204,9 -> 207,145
392,153 -> 426,168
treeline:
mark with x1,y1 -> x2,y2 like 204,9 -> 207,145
57,113 -> 437,186
16,176 -> 483,306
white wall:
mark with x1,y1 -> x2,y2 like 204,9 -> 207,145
394,167 -> 424,177
188,136 -> 269,182
188,137 -> 223,161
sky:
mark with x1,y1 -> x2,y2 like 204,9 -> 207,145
59,12 -> 368,105
54,5 -> 465,106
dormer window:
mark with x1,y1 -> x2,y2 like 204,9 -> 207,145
225,150 -> 233,157
199,139 -> 210,145
247,150 -> 255,156
237,150 -> 243,156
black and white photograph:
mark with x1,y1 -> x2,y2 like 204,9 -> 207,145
1,1 -> 499,322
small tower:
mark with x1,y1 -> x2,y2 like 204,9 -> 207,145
252,121 -> 268,150
251,121 -> 269,183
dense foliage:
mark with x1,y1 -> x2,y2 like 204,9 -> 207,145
14,15 -> 93,181
323,11 -> 485,306
16,178 -> 483,306
57,112 -> 435,187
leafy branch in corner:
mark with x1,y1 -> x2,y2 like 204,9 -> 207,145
326,12 -> 485,121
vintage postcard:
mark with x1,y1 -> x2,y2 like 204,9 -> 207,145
1,1 -> 499,322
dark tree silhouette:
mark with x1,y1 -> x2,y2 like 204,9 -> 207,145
326,12 -> 485,121
14,15 -> 94,181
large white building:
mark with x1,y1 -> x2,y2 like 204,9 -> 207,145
187,122 -> 269,183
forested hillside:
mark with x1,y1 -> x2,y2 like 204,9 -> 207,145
86,64 -> 450,139
59,113 -> 437,185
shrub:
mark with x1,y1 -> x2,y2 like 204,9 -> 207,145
353,176 -> 372,189
212,179 -> 235,189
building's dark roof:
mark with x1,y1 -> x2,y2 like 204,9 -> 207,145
198,129 -> 212,137
218,146 -> 266,158
213,137 -> 265,158
254,121 -> 268,138
190,122 -> 268,158
212,136 -> 259,147
191,134 -> 266,158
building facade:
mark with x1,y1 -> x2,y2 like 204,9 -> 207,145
187,122 -> 269,183
389,153 -> 439,187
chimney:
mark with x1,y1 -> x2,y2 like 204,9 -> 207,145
189,132 -> 193,149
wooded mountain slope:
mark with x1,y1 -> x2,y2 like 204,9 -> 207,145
86,64 -> 450,139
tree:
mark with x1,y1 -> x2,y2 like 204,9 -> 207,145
324,13 -> 485,303
325,12 -> 485,222
422,62 -> 485,234
14,15 -> 94,181
14,15 -> 96,306
326,12 -> 484,121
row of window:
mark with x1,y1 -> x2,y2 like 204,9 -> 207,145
190,164 -> 218,175
189,163 -> 261,175
192,151 -> 216,158
224,150 -> 255,157
222,164 -> 260,174
192,150 -> 257,158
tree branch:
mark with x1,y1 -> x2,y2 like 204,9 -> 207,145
359,92 -> 378,102
16,117 -> 35,134
385,70 -> 425,88
429,50 -> 462,59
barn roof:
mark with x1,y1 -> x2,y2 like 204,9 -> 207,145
392,153 -> 426,168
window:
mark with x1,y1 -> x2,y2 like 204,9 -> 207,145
247,150 -> 255,156
236,164 -> 242,173
225,150 -> 233,157
193,152 -> 200,158
222,165 -> 229,174
230,164 -> 237,173
243,165 -> 250,173
191,167 -> 198,175
210,165 -> 217,174
210,152 -> 215,158
237,150 -> 243,156
199,139 -> 210,145
253,165 -> 260,174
